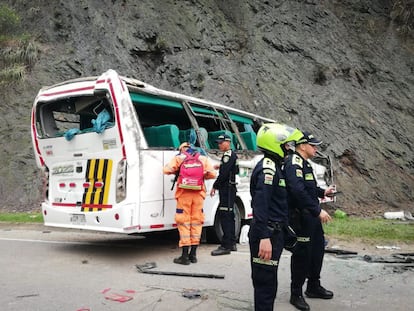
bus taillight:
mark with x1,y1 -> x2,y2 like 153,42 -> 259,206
94,181 -> 104,188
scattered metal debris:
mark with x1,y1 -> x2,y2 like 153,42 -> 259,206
363,253 -> 414,264
16,294 -> 40,298
135,262 -> 225,279
182,288 -> 206,299
325,248 -> 358,255
376,245 -> 401,250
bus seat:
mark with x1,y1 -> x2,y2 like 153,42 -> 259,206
179,128 -> 196,145
180,128 -> 210,149
240,131 -> 257,150
144,124 -> 180,148
208,130 -> 234,149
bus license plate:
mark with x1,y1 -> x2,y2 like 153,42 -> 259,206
70,214 -> 86,225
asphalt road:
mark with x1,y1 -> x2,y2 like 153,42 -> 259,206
0,223 -> 413,311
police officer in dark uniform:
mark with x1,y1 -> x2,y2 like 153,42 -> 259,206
249,123 -> 303,311
284,132 -> 335,311
210,134 -> 239,256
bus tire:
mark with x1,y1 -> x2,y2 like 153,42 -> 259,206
206,201 -> 242,244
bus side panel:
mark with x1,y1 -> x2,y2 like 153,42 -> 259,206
137,150 -> 176,230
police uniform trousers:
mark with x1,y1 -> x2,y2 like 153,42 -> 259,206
290,211 -> 325,295
217,184 -> 236,249
249,224 -> 285,311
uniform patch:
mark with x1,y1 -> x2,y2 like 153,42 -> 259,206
305,173 -> 314,181
264,174 -> 274,185
223,155 -> 230,163
296,169 -> 303,178
263,157 -> 276,171
292,154 -> 303,168
279,179 -> 286,187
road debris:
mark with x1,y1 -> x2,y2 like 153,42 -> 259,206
384,211 -> 414,220
376,245 -> 401,250
101,288 -> 135,303
325,248 -> 358,255
135,262 -> 225,279
182,288 -> 206,299
363,253 -> 414,264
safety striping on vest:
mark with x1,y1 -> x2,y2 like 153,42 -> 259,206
252,257 -> 279,266
82,159 -> 113,212
297,237 -> 311,242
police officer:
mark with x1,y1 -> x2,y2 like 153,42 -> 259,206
249,123 -> 303,311
210,134 -> 239,255
284,132 -> 335,311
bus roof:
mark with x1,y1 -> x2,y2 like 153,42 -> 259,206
121,75 -> 275,124
36,71 -> 275,124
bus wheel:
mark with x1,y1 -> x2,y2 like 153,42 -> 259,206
206,201 -> 242,244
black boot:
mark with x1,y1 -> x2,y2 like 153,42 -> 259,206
211,246 -> 231,256
305,285 -> 333,299
173,246 -> 190,265
189,245 -> 198,263
290,295 -> 310,311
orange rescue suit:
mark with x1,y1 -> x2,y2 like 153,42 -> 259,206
163,153 -> 216,247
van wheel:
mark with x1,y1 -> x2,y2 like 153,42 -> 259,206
206,202 -> 242,244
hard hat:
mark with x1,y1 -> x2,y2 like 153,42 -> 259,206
256,123 -> 303,157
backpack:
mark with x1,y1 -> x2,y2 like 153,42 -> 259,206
177,152 -> 204,190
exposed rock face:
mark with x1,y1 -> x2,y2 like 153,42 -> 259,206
1,0 -> 413,216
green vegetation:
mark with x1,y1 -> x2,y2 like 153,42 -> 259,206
0,4 -> 21,39
0,212 -> 43,223
0,4 -> 38,84
324,217 -> 414,242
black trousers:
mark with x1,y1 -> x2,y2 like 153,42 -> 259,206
249,225 -> 285,311
218,185 -> 237,249
290,212 -> 325,296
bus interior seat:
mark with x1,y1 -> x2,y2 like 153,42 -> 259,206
240,131 -> 257,150
144,124 -> 180,148
208,130 -> 234,149
179,128 -> 196,145
179,128 -> 211,150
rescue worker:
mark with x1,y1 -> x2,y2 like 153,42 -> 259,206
163,142 -> 216,265
210,134 -> 239,256
284,132 -> 336,311
249,123 -> 303,311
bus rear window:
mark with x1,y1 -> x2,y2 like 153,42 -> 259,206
35,96 -> 114,139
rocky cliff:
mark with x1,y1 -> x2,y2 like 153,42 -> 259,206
1,0 -> 413,216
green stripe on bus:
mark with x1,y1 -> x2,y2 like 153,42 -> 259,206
130,93 -> 182,108
130,92 -> 253,124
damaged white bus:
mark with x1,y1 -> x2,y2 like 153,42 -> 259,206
31,69 -> 333,241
